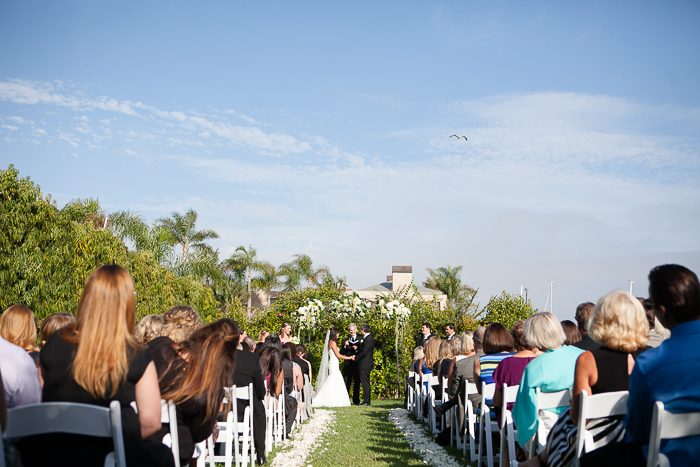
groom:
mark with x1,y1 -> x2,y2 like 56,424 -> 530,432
354,324 -> 375,406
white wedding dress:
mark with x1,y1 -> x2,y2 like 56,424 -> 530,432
314,335 -> 351,407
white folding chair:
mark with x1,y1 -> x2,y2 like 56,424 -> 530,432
301,374 -> 313,421
525,388 -> 572,458
428,375 -> 441,434
477,382 -> 499,467
414,374 -> 423,419
5,401 -> 127,467
647,400 -> 700,467
160,399 -> 181,467
276,391 -> 286,444
407,370 -> 416,412
499,384 -> 520,467
210,384 -> 255,467
573,390 -> 628,467
420,373 -> 431,422
439,376 -> 450,431
449,381 -> 478,459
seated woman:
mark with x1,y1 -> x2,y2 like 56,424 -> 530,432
259,346 -> 283,399
1,304 -> 40,364
30,265 -> 172,467
135,315 -> 164,344
512,313 -> 584,457
493,320 -> 540,415
434,332 -> 477,418
161,306 -> 202,345
475,323 -> 515,405
434,339 -> 456,401
147,319 -> 239,466
521,290 -> 649,467
40,312 -> 75,347
560,320 -> 582,346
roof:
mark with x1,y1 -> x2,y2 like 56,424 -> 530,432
357,282 -> 445,297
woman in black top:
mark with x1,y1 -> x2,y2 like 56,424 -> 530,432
147,319 -> 239,466
28,265 -> 172,467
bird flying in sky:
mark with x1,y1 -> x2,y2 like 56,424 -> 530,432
450,135 -> 468,141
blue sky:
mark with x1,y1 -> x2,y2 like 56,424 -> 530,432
1,1 -> 699,319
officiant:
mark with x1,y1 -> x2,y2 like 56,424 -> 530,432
340,322 -> 361,399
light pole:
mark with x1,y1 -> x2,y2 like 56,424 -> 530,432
629,280 -> 634,295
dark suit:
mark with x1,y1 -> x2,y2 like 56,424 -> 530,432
416,333 -> 436,347
355,333 -> 375,405
340,336 -> 361,398
572,334 -> 602,351
232,350 -> 266,456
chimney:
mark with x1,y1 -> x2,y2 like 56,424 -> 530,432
386,275 -> 393,282
392,266 -> 413,292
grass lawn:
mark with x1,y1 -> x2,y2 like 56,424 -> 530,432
267,399 -> 475,467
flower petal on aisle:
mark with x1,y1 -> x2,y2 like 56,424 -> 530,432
270,408 -> 336,467
388,408 -> 462,467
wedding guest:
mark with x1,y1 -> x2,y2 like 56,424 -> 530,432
435,338 -> 457,400
279,322 -> 292,344
259,347 -> 283,398
513,312 -> 584,454
40,312 -> 75,347
297,344 -> 312,381
0,335 -> 41,408
147,319 -> 239,466
433,332 -> 477,431
29,265 -> 172,467
523,290 -> 649,467
640,298 -> 667,348
475,323 -> 514,399
258,329 -> 269,343
281,344 -> 300,434
1,305 -> 40,364
492,320 -> 540,414
573,302 -> 601,351
561,320 -> 581,345
582,265 -> 700,466
408,346 -> 424,388
135,315 -> 163,344
161,305 -> 202,344
232,324 -> 267,465
242,336 -> 256,352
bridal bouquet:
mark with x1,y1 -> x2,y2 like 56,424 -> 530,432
295,298 -> 324,331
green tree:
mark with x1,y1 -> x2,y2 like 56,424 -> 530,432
423,265 -> 476,304
156,209 -> 219,266
480,291 -> 538,329
279,254 -> 330,291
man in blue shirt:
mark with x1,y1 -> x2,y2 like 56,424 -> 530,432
582,264 -> 700,466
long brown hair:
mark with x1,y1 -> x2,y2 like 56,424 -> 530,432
1,304 -> 39,353
259,347 -> 282,395
423,337 -> 441,368
68,265 -> 142,399
160,319 -> 239,423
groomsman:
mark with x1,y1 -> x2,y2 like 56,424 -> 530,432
444,323 -> 456,340
340,323 -> 361,399
416,322 -> 435,347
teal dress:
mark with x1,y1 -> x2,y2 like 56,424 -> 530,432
512,345 -> 584,446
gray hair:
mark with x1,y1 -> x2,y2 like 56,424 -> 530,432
524,312 -> 565,351
473,326 -> 486,348
461,331 -> 474,354
348,323 -> 357,331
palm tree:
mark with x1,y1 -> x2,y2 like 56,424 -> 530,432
278,254 -> 330,290
224,245 -> 264,315
252,261 -> 280,308
62,197 -> 144,240
156,209 -> 219,266
424,265 -> 476,306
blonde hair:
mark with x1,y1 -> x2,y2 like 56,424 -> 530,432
1,304 -> 39,353
412,346 -> 425,361
588,290 -> 648,353
40,312 -> 76,346
70,265 -> 142,399
135,315 -> 164,344
161,306 -> 202,344
449,336 -> 461,356
524,312 -> 565,351
461,331 -> 475,354
439,340 -> 453,359
258,329 -> 269,343
424,337 -> 441,367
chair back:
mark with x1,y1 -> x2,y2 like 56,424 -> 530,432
161,399 -> 181,467
574,390 -> 628,465
526,388 -> 572,458
499,384 -> 520,467
5,401 -> 127,467
647,400 -> 700,467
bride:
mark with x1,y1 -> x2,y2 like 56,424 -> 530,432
314,327 -> 353,407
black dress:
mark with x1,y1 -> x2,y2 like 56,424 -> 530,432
20,331 -> 174,467
147,337 -> 221,465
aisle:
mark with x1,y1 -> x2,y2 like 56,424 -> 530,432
267,400 -> 472,467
